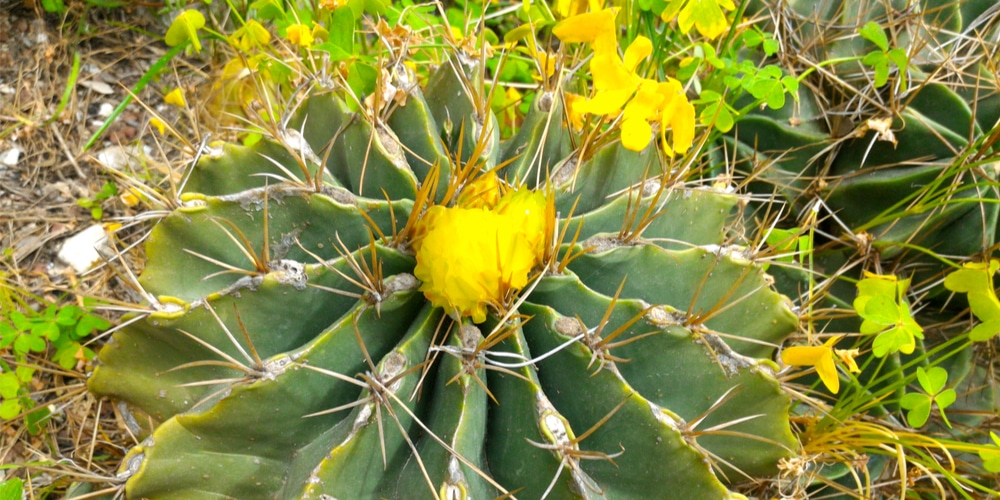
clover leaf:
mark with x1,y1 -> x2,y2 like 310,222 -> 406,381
944,260 -> 1000,342
899,366 -> 956,428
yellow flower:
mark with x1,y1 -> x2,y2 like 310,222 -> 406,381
150,117 -> 167,135
164,88 -> 187,108
456,173 -> 502,210
564,93 -> 587,131
286,23 -> 314,48
495,187 -> 548,267
413,187 -> 548,323
656,79 -> 696,156
552,8 -> 617,47
781,335 -> 861,394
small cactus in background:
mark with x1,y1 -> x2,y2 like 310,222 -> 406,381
87,12 -> 804,500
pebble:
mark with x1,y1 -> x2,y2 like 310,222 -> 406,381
56,224 -> 110,274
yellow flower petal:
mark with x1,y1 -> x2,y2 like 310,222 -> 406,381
623,36 -> 653,73
286,23 -> 314,48
564,92 -> 586,131
496,187 -> 548,266
149,117 -> 167,135
622,80 -> 663,122
781,345 -> 827,367
815,349 -> 839,394
414,187 -> 550,323
552,8 -> 617,44
620,117 -> 653,151
575,88 -> 634,116
590,51 -> 640,92
835,348 -> 861,374
164,88 -> 187,108
656,80 -> 695,156
782,345 -> 839,394
457,173 -> 502,209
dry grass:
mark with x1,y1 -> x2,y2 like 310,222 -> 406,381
0,3 -> 211,496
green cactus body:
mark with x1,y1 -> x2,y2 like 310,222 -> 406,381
90,58 -> 801,499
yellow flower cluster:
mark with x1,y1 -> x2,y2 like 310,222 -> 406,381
413,177 -> 548,323
553,9 -> 696,156
285,24 -> 315,48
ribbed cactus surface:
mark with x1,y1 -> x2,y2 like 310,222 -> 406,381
89,58 -> 801,499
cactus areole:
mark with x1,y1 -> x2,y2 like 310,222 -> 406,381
89,57 -> 801,499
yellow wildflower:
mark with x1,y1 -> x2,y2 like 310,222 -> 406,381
655,79 -> 696,156
149,117 -> 167,135
781,335 -> 862,394
564,92 -> 587,131
413,187 -> 548,323
286,23 -> 314,48
164,88 -> 187,108
552,8 -> 617,50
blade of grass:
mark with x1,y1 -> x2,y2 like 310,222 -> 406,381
82,42 -> 188,152
44,51 -> 80,126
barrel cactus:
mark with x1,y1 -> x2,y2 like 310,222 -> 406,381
88,23 -> 804,499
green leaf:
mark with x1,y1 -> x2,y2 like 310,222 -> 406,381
871,326 -> 913,357
24,405 -> 51,435
329,7 -> 355,56
859,21 -> 888,51
902,367 -> 955,428
762,38 -> 779,57
981,432 -> 1000,472
0,477 -> 23,500
54,342 -> 82,370
860,295 -> 899,326
56,305 -> 82,326
14,334 -> 44,355
916,366 -> 947,394
165,10 -> 206,52
742,29 -> 762,48
0,398 -> 20,420
75,313 -> 110,338
863,51 -> 889,87
970,319 -> 1000,342
10,311 -> 28,331
900,392 -> 931,427
32,321 -> 60,342
14,366 -> 33,384
250,0 -> 285,20
887,48 -> 908,92
40,0 -> 65,12
781,76 -> 799,102
700,100 -> 733,133
0,372 -> 19,399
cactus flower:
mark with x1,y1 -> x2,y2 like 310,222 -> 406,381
414,187 -> 548,323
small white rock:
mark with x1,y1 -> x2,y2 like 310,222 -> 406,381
98,102 -> 114,118
0,148 -> 20,167
79,80 -> 115,95
95,144 -> 150,171
57,225 -> 110,273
